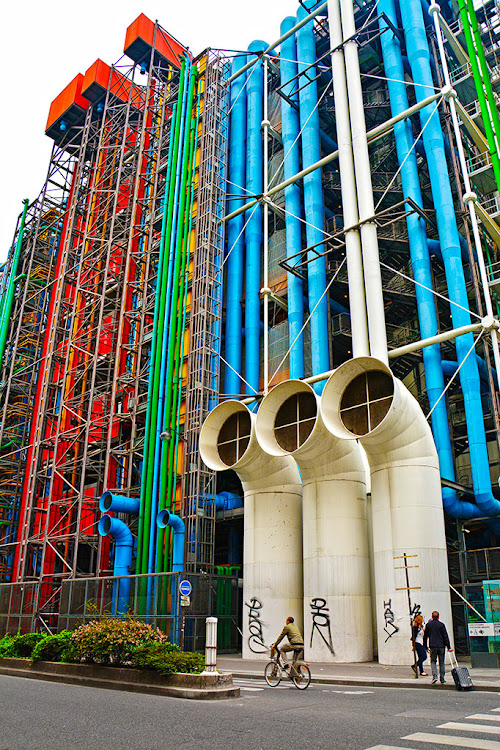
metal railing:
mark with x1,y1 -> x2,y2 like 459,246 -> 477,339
0,571 -> 242,653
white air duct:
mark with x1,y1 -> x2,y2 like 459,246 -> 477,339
321,357 -> 452,664
255,379 -> 372,662
199,400 -> 303,660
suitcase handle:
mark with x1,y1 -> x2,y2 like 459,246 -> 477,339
447,649 -> 458,669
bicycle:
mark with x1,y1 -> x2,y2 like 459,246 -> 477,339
264,645 -> 311,690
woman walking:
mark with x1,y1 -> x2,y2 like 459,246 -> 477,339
411,614 -> 428,677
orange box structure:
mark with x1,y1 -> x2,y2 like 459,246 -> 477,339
45,74 -> 89,142
124,13 -> 186,69
82,59 -> 145,110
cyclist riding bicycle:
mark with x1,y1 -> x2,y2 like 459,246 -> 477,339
272,616 -> 304,670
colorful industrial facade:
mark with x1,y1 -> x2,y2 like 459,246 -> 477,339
1,0 -> 500,658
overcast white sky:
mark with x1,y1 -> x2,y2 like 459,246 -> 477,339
1,0 -> 298,262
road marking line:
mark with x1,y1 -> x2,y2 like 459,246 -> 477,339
240,687 -> 264,692
364,746 -> 416,749
468,715 -> 500,722
438,722 -> 500,735
403,732 -> 500,748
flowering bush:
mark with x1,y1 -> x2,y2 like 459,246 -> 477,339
67,618 -> 170,665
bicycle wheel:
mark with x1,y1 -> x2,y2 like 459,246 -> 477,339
264,660 -> 282,687
292,663 -> 311,689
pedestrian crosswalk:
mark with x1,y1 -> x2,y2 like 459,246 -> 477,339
365,705 -> 500,749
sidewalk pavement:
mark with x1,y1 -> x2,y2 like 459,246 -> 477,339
217,654 -> 500,692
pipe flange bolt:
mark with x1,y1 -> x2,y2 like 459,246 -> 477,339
429,2 -> 441,15
442,84 -> 457,101
481,315 -> 498,331
463,191 -> 477,205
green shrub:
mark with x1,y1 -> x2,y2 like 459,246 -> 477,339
163,651 -> 205,675
130,645 -> 204,675
130,641 -> 180,672
31,631 -> 74,663
0,632 -> 45,658
68,617 -> 169,665
0,634 -> 14,656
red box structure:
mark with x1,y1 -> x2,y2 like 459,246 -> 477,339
124,14 -> 186,69
45,74 -> 89,142
82,59 -> 145,110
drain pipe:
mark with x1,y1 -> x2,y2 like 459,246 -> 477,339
296,7 -> 330,380
224,54 -> 247,395
255,380 -> 371,662
398,0 -> 500,517
279,17 -> 305,379
156,509 -> 185,573
321,357 -> 453,665
327,0 -> 369,358
200,400 -> 303,659
336,0 -> 388,363
377,0 -> 482,519
245,41 -> 267,395
156,510 -> 185,645
98,514 -> 133,616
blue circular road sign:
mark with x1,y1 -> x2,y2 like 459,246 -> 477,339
179,579 -> 192,596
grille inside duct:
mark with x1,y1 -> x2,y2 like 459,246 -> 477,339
339,370 -> 393,436
274,392 -> 317,452
217,411 -> 251,465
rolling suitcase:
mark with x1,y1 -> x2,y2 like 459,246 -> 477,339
448,651 -> 473,691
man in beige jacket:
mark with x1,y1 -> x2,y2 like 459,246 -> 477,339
272,616 -> 304,669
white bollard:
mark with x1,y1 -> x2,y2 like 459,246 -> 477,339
205,616 -> 218,672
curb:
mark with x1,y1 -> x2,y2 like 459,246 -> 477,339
230,670 -> 498,692
0,658 -> 240,701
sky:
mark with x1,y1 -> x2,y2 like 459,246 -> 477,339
1,0 -> 298,262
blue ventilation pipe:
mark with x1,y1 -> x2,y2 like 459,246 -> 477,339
224,55 -> 247,395
280,17 -> 305,380
296,7 -> 330,381
99,491 -> 140,515
245,41 -> 268,395
378,0 -> 482,518
98,514 -> 133,615
156,509 -> 185,572
398,0 -> 500,516
156,510 -> 185,646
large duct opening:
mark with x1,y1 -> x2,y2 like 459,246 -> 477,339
274,392 -> 316,451
340,370 -> 393,436
217,411 -> 252,465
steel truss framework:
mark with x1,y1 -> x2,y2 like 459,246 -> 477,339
182,50 -> 230,572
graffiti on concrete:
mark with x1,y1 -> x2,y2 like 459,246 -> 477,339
383,598 -> 400,642
411,602 -> 422,620
245,596 -> 267,653
310,597 -> 335,655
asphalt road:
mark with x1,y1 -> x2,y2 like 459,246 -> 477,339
1,674 -> 500,750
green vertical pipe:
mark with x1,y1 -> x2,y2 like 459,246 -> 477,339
458,0 -> 500,192
163,113 -> 198,571
136,97 -> 180,575
164,86 -> 201,571
0,200 -> 29,364
137,59 -> 187,575
156,67 -> 197,570
168,85 -> 201,521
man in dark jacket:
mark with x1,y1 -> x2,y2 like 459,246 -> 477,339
423,611 -> 453,684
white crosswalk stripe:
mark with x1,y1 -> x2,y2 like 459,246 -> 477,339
437,722 -> 500,735
402,732 -> 500,748
364,707 -> 500,749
